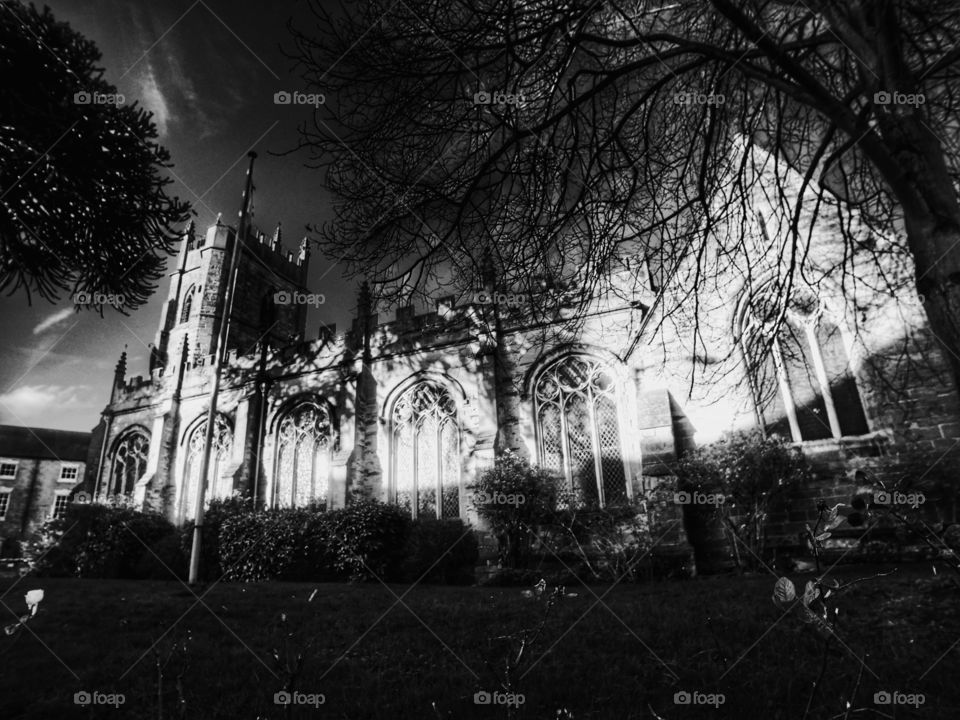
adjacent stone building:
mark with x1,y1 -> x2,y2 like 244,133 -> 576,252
0,425 -> 92,554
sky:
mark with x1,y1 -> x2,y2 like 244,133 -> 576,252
0,0 -> 362,432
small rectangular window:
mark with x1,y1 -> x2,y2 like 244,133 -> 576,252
52,494 -> 70,520
59,465 -> 79,482
0,492 -> 10,521
0,462 -> 17,478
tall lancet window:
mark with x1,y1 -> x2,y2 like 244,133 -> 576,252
392,382 -> 460,518
740,292 -> 869,442
273,400 -> 333,509
534,355 -> 628,507
179,285 -> 195,324
180,416 -> 232,523
108,429 -> 150,497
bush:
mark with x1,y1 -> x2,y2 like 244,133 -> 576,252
180,494 -> 252,581
471,451 -> 559,568
545,501 -> 654,582
25,502 -> 178,578
136,532 -> 189,580
0,537 -> 22,558
218,500 -> 415,583
326,499 -> 412,581
218,507 -> 336,582
675,430 -> 813,573
401,518 -> 479,584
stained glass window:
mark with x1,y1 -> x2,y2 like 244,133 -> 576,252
274,400 -> 333,509
392,382 -> 460,518
109,429 -> 150,497
181,415 -> 232,523
534,355 -> 627,506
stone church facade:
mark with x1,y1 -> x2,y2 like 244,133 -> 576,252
83,202 -> 960,562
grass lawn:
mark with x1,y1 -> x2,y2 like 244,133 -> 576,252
0,564 -> 958,719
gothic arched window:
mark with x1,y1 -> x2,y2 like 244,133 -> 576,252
273,400 -> 333,509
392,382 -> 460,518
740,293 -> 869,442
179,286 -> 195,324
108,429 -> 149,497
534,355 -> 627,507
180,415 -> 232,523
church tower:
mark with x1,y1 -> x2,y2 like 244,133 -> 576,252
151,214 -> 312,371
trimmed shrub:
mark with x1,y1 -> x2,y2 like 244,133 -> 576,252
218,508 -> 328,581
180,495 -> 251,581
25,502 -> 177,578
216,501 -> 478,584
326,499 -> 412,581
401,518 -> 479,584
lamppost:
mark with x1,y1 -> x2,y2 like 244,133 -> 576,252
188,151 -> 257,585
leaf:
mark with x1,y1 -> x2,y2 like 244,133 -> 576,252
773,577 -> 795,606
816,532 -> 831,542
802,581 -> 819,606
825,515 -> 845,531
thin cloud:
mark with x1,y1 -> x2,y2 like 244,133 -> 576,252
138,60 -> 172,138
0,384 -> 87,420
32,308 -> 73,335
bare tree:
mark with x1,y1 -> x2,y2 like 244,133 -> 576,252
287,0 -> 960,396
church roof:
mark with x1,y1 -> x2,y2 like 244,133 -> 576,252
0,425 -> 91,462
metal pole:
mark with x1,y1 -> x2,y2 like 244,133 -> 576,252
188,151 -> 257,584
